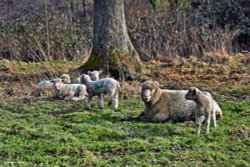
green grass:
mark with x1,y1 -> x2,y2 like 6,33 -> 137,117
0,98 -> 249,167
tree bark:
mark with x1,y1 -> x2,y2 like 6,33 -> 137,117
82,0 -> 142,80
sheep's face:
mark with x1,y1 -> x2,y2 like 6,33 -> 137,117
80,74 -> 91,84
52,78 -> 64,90
88,70 -> 102,81
141,81 -> 159,102
60,74 -> 71,84
185,87 -> 200,100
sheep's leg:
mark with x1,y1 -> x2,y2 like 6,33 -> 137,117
196,115 -> 205,135
122,112 -> 145,121
205,113 -> 211,134
77,89 -> 87,100
58,94 -> 64,99
63,91 -> 74,100
72,97 -> 79,101
111,91 -> 118,109
108,88 -> 118,109
212,109 -> 217,127
151,112 -> 168,123
86,96 -> 93,109
98,94 -> 104,108
64,94 -> 74,100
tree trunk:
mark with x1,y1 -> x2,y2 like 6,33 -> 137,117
82,0 -> 142,80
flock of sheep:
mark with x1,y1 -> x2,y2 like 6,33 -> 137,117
34,71 -> 223,135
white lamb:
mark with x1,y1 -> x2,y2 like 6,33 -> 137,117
185,87 -> 217,135
73,70 -> 102,83
52,78 -> 88,101
35,80 -> 54,89
35,74 -> 71,89
60,74 -> 71,84
80,74 -> 120,109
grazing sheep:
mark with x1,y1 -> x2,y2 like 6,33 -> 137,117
80,74 -> 120,109
52,78 -> 88,101
185,87 -> 218,135
73,70 -> 102,83
124,80 -> 197,123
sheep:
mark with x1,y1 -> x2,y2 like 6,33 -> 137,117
35,80 -> 54,89
73,70 -> 102,83
34,74 -> 71,89
60,74 -> 71,84
88,70 -> 102,81
52,78 -> 88,101
31,80 -> 54,97
124,80 -> 197,123
203,92 -> 223,119
80,74 -> 120,109
32,74 -> 71,97
185,87 -> 218,135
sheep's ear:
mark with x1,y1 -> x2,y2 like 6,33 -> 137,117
87,71 -> 91,75
192,89 -> 197,96
99,70 -> 102,74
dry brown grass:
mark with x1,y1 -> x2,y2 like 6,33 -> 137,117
0,53 -> 249,101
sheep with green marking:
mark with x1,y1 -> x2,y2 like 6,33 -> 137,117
80,74 -> 120,109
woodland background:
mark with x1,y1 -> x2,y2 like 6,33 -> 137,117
0,1 -> 249,166
1,0 -> 249,62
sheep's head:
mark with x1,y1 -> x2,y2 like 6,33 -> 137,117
60,74 -> 71,84
88,70 -> 102,81
185,87 -> 201,100
80,74 -> 91,84
51,78 -> 64,90
141,81 -> 160,103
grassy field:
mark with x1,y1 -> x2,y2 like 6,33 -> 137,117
0,56 -> 249,166
0,96 -> 249,167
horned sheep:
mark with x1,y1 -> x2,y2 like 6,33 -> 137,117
185,87 -> 220,135
52,78 -> 88,101
80,74 -> 120,109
